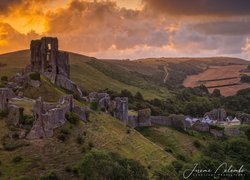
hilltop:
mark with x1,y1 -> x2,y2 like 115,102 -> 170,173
1,50 -> 250,97
0,44 -> 250,180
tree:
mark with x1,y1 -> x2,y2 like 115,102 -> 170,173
212,89 -> 221,97
134,91 -> 144,101
79,150 -> 148,180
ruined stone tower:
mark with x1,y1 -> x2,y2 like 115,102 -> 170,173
30,37 -> 69,83
114,97 -> 128,124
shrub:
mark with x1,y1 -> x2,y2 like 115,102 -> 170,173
193,140 -> 201,148
134,91 -> 144,100
57,127 -> 71,142
164,147 -> 173,154
1,76 -> 8,81
76,135 -> 84,144
79,150 -> 148,180
65,165 -> 72,172
126,129 -> 131,134
39,171 -> 58,180
90,102 -> 98,111
3,142 -> 19,151
153,164 -> 178,180
12,156 -> 23,163
22,115 -> 34,125
29,72 -> 41,81
0,110 -> 8,119
65,112 -> 80,125
88,141 -> 94,149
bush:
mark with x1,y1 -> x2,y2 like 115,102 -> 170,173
57,127 -> 71,142
65,112 -> 80,125
90,102 -> 98,111
29,72 -> 41,81
39,171 -> 58,180
12,156 -> 23,163
88,141 -> 94,149
1,76 -> 8,81
154,164 -> 178,180
76,135 -> 84,144
0,110 -> 8,119
3,142 -> 19,151
22,115 -> 34,125
79,150 -> 148,180
193,140 -> 201,148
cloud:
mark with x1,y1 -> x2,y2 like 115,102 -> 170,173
0,0 -> 23,14
143,0 -> 250,16
0,23 -> 39,53
189,20 -> 250,35
46,0 -> 172,53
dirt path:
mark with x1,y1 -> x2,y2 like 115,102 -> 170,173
163,65 -> 169,83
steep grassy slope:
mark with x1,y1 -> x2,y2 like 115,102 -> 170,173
0,113 -> 174,179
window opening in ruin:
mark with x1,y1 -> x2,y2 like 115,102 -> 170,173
48,43 -> 51,50
6,98 -> 9,103
46,52 -> 50,61
56,67 -> 59,74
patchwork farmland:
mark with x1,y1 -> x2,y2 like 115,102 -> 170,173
183,65 -> 250,96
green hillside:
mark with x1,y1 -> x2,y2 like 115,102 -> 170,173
0,112 -> 174,179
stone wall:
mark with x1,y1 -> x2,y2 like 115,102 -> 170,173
150,116 -> 172,126
114,97 -> 128,124
27,95 -> 85,139
137,109 -> 152,127
0,88 -> 15,110
205,108 -> 227,121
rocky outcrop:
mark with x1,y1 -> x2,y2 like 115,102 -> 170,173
7,105 -> 21,126
73,106 -> 86,121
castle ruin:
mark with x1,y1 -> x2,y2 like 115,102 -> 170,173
30,37 -> 69,84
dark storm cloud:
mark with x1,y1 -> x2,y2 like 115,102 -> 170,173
143,0 -> 250,16
0,0 -> 23,13
46,0 -> 171,52
190,20 -> 250,35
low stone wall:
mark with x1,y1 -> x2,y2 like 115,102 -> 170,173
210,128 -> 224,137
150,116 -> 172,126
192,122 -> 210,132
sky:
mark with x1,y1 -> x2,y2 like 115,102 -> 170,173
0,0 -> 250,60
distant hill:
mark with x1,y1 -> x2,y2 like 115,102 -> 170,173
1,50 -> 250,97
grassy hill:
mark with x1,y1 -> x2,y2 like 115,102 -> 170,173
1,50 -> 249,100
0,112 -> 174,179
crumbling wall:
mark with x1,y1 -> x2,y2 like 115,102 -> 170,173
150,116 -> 172,126
0,88 -> 15,110
205,108 -> 227,121
137,109 -> 152,127
114,97 -> 128,124
27,95 -> 85,139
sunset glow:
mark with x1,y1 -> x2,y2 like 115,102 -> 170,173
0,0 -> 250,59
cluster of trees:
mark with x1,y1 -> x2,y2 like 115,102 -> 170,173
108,84 -> 250,117
78,150 -> 148,180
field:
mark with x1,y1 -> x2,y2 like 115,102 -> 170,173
183,65 -> 250,96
